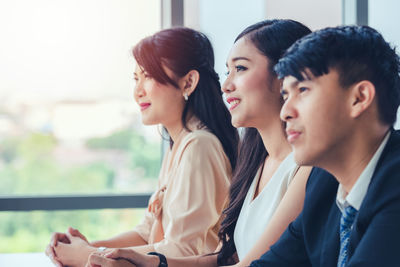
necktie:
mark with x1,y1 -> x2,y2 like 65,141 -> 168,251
337,205 -> 358,267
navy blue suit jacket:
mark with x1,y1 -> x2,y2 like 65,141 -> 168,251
251,129 -> 400,267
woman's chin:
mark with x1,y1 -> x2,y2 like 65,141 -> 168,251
141,118 -> 157,126
231,118 -> 245,128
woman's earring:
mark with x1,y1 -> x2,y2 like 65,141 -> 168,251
184,92 -> 189,101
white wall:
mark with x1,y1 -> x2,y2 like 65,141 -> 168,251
184,0 -> 267,84
369,0 -> 400,129
184,0 -> 342,85
265,0 -> 342,30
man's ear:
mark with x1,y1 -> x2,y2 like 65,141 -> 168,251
179,70 -> 200,98
349,80 -> 376,118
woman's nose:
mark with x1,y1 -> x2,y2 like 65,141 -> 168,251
222,76 -> 235,94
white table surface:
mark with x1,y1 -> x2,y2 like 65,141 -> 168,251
0,252 -> 54,267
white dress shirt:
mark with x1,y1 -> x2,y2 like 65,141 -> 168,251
336,131 -> 391,212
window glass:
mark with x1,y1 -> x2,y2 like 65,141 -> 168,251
0,0 -> 162,196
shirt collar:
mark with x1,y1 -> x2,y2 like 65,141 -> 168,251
336,131 -> 391,212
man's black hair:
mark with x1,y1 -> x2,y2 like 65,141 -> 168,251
275,25 -> 400,125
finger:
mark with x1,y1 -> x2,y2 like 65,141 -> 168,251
68,226 -> 80,236
105,248 -> 138,261
54,241 -> 68,252
65,230 -> 73,240
68,227 -> 88,242
65,230 -> 79,241
53,258 -> 63,267
46,245 -> 63,267
51,232 -> 70,247
105,249 -> 146,266
45,244 -> 54,258
89,252 -> 114,266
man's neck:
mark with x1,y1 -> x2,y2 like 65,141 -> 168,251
321,126 -> 390,194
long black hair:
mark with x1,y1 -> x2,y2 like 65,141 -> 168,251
217,20 -> 311,265
132,27 -> 239,170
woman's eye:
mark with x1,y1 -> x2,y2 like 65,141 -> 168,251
235,65 -> 247,72
225,70 -> 230,76
143,72 -> 152,79
299,87 -> 308,93
281,90 -> 288,102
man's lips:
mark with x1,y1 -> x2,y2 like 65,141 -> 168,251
226,97 -> 240,111
286,129 -> 301,143
139,103 -> 151,111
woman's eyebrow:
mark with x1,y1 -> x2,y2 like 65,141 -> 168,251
226,56 -> 251,67
232,56 -> 250,62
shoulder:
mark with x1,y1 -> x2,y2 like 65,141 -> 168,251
303,167 -> 339,212
174,129 -> 229,167
364,130 -> 400,204
355,131 -> 400,236
306,167 -> 337,190
181,129 -> 224,151
376,130 -> 400,168
370,130 -> 400,186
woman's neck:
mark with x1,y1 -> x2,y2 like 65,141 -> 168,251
258,117 -> 291,161
164,112 -> 193,143
164,120 -> 184,144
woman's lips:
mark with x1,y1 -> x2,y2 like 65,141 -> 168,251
139,103 -> 151,111
226,97 -> 241,111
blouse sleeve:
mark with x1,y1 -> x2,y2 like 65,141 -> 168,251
153,132 -> 231,256
132,192 -> 156,242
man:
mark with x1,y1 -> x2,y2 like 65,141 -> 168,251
250,25 -> 400,266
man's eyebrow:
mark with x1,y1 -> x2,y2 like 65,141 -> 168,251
282,80 -> 300,90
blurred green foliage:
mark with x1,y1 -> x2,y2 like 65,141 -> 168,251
0,209 -> 145,253
0,128 -> 160,253
86,128 -> 161,179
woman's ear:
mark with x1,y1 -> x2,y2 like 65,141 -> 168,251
349,80 -> 376,118
179,70 -> 200,98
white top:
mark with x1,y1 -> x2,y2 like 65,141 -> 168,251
233,153 -> 299,260
336,131 -> 391,212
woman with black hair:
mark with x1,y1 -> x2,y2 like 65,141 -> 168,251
85,19 -> 312,267
45,27 -> 239,267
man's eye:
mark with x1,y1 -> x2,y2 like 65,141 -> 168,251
299,87 -> 308,93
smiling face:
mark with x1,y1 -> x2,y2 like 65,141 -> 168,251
133,64 -> 185,127
280,70 -> 354,166
222,37 -> 282,129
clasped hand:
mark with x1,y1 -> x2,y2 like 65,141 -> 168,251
86,248 -> 158,267
45,227 -> 157,267
45,227 -> 94,267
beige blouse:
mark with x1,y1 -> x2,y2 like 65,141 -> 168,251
134,117 -> 232,257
